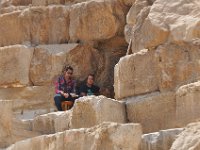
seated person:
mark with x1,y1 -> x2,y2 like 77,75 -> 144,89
79,74 -> 100,96
54,65 -> 78,111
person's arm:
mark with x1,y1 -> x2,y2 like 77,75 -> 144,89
55,77 -> 63,94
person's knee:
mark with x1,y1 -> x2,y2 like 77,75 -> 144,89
54,94 -> 62,102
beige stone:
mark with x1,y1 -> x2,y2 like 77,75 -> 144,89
0,12 -> 29,47
0,45 -> 34,87
32,111 -> 71,134
7,122 -> 142,150
0,100 -> 13,148
0,0 -> 32,7
65,44 -> 102,81
141,128 -> 183,150
126,92 -> 176,133
0,6 -> 69,46
130,0 -> 200,52
170,122 -> 200,150
69,0 -> 127,42
70,96 -> 126,129
0,86 -> 55,111
21,6 -> 70,45
156,43 -> 200,92
30,44 -> 78,85
32,0 -> 65,6
176,81 -> 200,127
114,43 -> 200,99
114,49 -> 158,99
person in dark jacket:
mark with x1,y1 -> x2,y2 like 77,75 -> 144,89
79,74 -> 100,97
54,66 -> 78,111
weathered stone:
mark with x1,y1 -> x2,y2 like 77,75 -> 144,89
170,122 -> 200,150
32,0 -> 65,6
0,100 -> 13,148
69,0 -> 127,42
0,86 -> 55,111
115,43 -> 200,99
30,44 -> 78,85
176,81 -> 200,127
21,6 -> 70,45
7,122 -> 142,150
156,43 -> 200,92
114,49 -> 158,99
70,96 -> 126,129
130,0 -> 200,52
0,6 -> 69,46
0,45 -> 34,87
32,111 -> 71,134
126,92 -> 176,133
141,128 -> 183,150
65,44 -> 101,81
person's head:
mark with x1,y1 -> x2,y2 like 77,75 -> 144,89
63,65 -> 73,80
87,74 -> 95,86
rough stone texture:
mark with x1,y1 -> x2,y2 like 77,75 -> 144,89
0,6 -> 69,46
114,49 -> 158,99
0,86 -> 55,111
141,128 -> 183,150
115,43 -> 200,99
30,44 -> 78,85
69,0 -> 127,42
0,100 -> 13,148
6,122 -> 142,150
156,43 -> 200,92
21,6 -> 70,45
170,122 -> 200,150
65,44 -> 102,81
32,111 -> 71,134
0,45 -> 34,87
126,92 -> 176,133
70,96 -> 127,129
125,0 -> 149,43
176,81 -> 200,127
129,0 -> 200,53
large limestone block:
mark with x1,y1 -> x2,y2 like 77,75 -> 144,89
114,49 -> 158,99
30,44 -> 78,85
0,45 -> 34,87
170,122 -> 200,150
126,92 -> 176,133
0,12 -> 29,47
176,81 -> 200,127
7,122 -> 142,150
0,100 -> 13,148
156,43 -> 200,92
114,43 -> 200,99
129,0 -> 200,52
70,96 -> 127,129
32,111 -> 71,134
69,0 -> 127,42
0,6 -> 69,46
21,6 -> 70,45
141,128 -> 183,150
0,86 -> 54,111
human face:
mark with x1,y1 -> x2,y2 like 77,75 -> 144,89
87,75 -> 94,86
64,69 -> 73,80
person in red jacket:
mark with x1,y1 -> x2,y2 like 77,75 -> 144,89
54,66 -> 77,111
